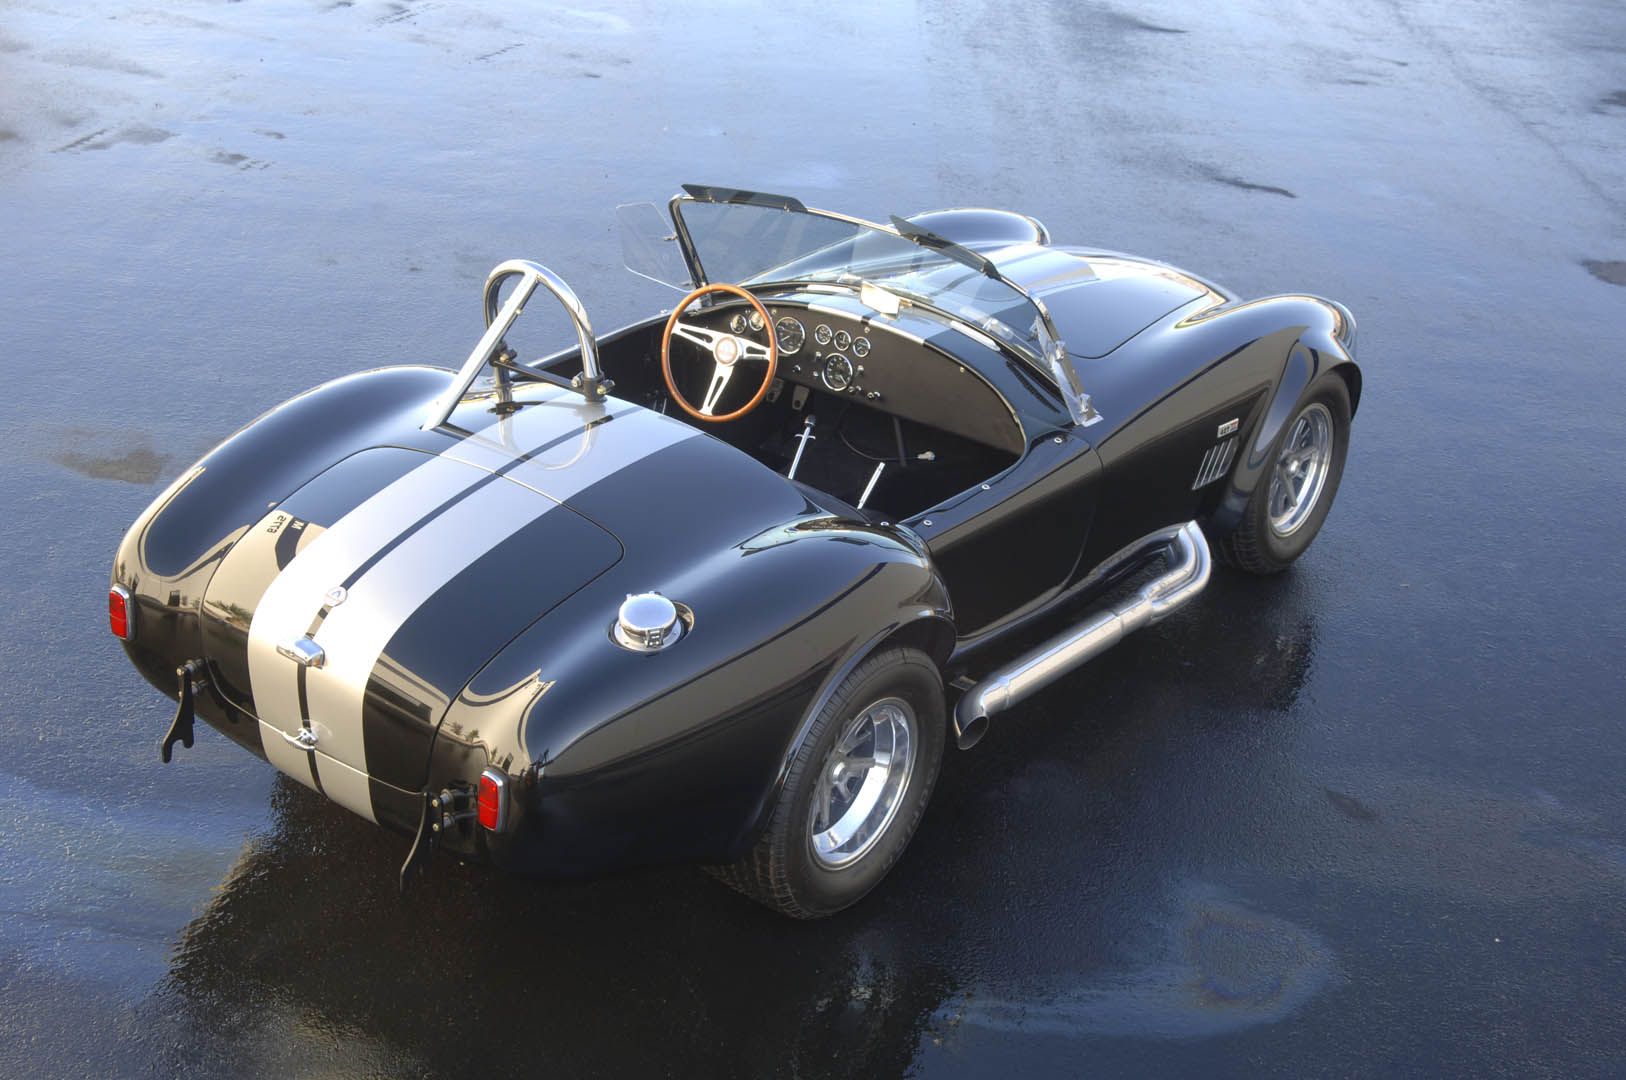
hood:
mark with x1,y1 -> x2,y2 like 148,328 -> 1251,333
980,243 -> 1228,358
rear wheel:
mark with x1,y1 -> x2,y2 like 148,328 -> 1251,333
712,647 -> 944,918
1213,375 -> 1351,574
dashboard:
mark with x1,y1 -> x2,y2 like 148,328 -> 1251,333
692,291 -> 1026,455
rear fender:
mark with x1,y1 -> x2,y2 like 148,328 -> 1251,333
434,516 -> 951,872
112,365 -> 452,719
733,605 -> 956,855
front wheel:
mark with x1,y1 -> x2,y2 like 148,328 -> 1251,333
712,647 -> 945,918
1212,375 -> 1352,574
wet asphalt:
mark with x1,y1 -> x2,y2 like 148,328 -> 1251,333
3,0 -> 1625,1076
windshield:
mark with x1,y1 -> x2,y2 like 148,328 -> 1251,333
674,199 -> 1049,362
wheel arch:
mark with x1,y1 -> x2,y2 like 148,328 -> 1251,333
1207,298 -> 1359,534
729,607 -> 953,860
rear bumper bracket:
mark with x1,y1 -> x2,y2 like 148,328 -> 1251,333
159,660 -> 206,763
399,783 -> 477,894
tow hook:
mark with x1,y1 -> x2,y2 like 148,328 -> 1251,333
159,660 -> 207,764
399,782 -> 476,894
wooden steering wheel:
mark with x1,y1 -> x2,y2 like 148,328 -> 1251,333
660,284 -> 779,423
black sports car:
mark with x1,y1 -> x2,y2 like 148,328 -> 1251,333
110,185 -> 1360,917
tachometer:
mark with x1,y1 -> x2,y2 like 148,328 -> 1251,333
775,316 -> 805,355
821,354 -> 854,392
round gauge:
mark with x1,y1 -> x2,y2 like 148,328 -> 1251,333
729,313 -> 748,334
814,323 -> 833,346
852,336 -> 871,358
748,309 -> 766,332
821,354 -> 855,392
775,316 -> 805,355
833,329 -> 852,351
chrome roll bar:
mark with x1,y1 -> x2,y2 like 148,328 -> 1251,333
421,259 -> 611,430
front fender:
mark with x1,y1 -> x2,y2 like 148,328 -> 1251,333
1206,296 -> 1360,533
428,515 -> 951,875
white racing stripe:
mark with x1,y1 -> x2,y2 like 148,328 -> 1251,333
303,474 -> 555,788
443,397 -> 699,499
249,457 -> 494,717
246,391 -> 701,823
247,389 -> 573,812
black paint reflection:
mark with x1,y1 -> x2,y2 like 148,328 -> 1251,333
148,776 -> 958,1078
142,572 -> 1319,1075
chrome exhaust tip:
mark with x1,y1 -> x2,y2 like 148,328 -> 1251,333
952,709 -> 989,751
951,522 -> 1211,749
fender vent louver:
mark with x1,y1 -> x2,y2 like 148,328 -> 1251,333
1192,438 -> 1237,490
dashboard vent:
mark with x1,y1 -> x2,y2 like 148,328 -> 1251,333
1192,438 -> 1237,490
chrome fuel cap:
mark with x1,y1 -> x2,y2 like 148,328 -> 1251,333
614,592 -> 684,651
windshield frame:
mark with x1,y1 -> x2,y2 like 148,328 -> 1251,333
667,187 -> 1097,426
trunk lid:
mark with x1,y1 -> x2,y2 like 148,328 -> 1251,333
201,396 -> 725,821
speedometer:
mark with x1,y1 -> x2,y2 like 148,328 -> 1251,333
821,354 -> 854,392
775,316 -> 805,355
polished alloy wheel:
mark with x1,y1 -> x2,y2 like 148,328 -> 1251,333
1267,402 -> 1334,537
808,696 -> 916,869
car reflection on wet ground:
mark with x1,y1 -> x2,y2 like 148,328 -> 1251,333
2,0 -> 1625,1076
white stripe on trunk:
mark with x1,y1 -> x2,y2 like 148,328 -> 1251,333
247,393 -> 700,824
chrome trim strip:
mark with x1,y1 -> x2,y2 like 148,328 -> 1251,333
952,522 -> 1211,749
949,322 -> 1000,351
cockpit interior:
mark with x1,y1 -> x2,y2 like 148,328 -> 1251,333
579,287 -> 1028,523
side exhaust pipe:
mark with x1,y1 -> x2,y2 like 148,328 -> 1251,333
952,521 -> 1212,749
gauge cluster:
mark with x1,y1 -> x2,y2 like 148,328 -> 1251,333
694,301 -> 897,406
683,293 -> 1021,455
797,320 -> 873,393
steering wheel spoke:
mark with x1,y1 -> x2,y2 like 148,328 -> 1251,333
671,321 -> 722,351
698,363 -> 734,416
660,284 -> 779,423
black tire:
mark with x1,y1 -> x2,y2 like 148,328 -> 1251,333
1213,375 -> 1351,575
712,647 -> 945,918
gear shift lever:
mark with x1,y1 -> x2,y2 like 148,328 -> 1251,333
787,414 -> 816,480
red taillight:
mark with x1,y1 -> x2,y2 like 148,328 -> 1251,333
109,586 -> 134,640
477,768 -> 508,831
